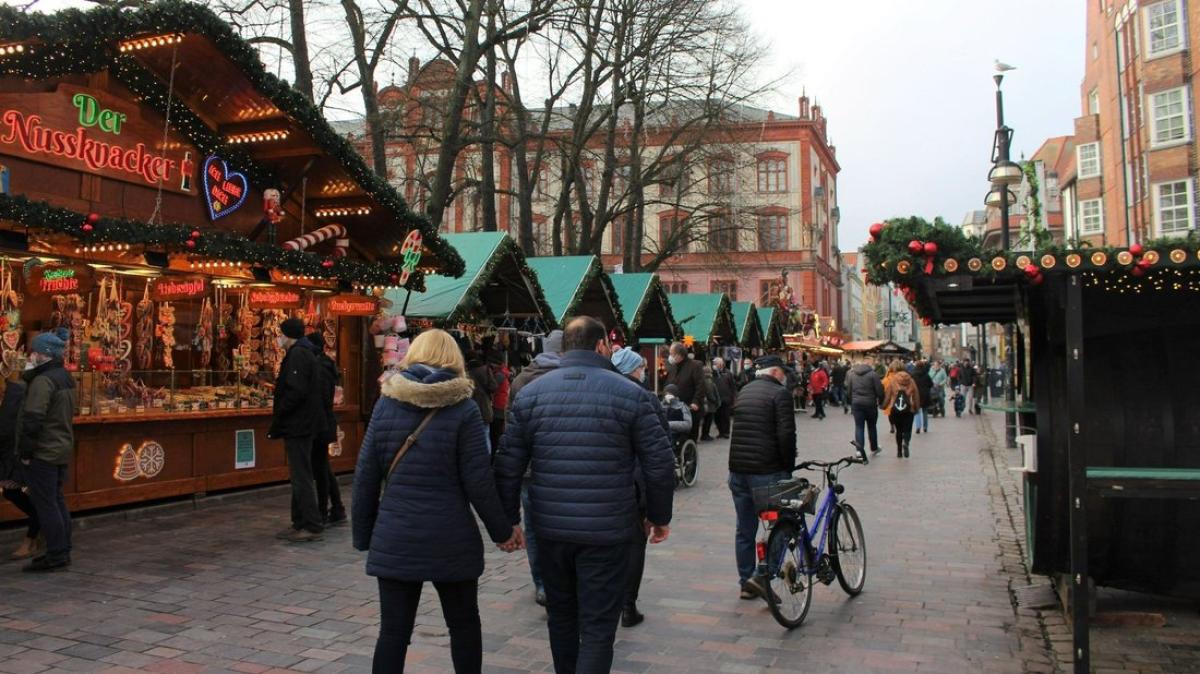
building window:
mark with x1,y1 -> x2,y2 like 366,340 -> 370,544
1088,88 -> 1100,115
1079,199 -> 1104,234
711,280 -> 737,297
1153,180 -> 1194,234
1077,143 -> 1101,179
708,158 -> 734,195
1145,0 -> 1183,57
664,281 -> 689,294
756,157 -> 787,193
759,280 -> 777,305
659,213 -> 689,254
756,213 -> 788,251
536,167 -> 550,199
1149,86 -> 1190,147
707,214 -> 738,252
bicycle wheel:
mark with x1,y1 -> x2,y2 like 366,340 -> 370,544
679,439 -> 699,487
830,503 -> 867,596
764,520 -> 813,629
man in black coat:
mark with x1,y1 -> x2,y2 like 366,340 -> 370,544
269,318 -> 324,542
306,332 -> 346,525
703,357 -> 736,439
727,355 -> 797,600
496,317 -> 674,674
664,342 -> 705,440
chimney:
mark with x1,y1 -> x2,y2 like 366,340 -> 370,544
767,110 -> 775,121
812,104 -> 822,121
798,92 -> 810,119
407,56 -> 420,84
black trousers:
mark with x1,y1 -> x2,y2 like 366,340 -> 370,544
285,435 -> 323,533
624,533 -> 647,609
892,411 -> 915,452
703,404 -> 732,437
812,393 -> 826,418
689,409 -> 702,441
373,577 -> 481,674
540,538 -> 630,674
25,460 -> 70,561
310,437 -> 344,521
3,487 -> 39,539
489,413 -> 505,455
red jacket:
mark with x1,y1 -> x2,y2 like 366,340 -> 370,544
492,365 -> 510,410
808,368 -> 829,395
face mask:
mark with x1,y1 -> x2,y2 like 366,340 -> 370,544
668,354 -> 681,365
23,360 -> 36,371
638,370 -> 646,383
276,336 -> 288,349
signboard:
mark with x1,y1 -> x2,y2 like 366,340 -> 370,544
326,294 -> 378,316
202,155 -> 249,220
150,275 -> 207,301
234,429 -> 255,469
396,229 -> 423,286
247,288 -> 303,309
0,85 -> 195,193
29,263 -> 95,295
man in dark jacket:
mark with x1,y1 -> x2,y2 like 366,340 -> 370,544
306,332 -> 346,526
496,316 -> 675,674
466,352 -> 498,432
959,360 -> 977,414
664,342 -> 705,440
269,318 -> 324,542
727,355 -> 796,599
831,360 -> 849,409
18,328 -> 77,572
912,361 -> 934,435
846,358 -> 885,461
703,357 -> 736,440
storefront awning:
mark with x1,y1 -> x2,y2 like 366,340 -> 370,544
399,232 -> 554,327
608,273 -> 680,342
667,292 -> 736,346
526,256 -> 627,336
729,301 -> 763,350
841,339 -> 912,356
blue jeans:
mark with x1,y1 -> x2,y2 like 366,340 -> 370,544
25,459 -> 71,561
852,404 -> 880,453
539,539 -> 630,674
522,484 -> 542,591
915,408 -> 929,432
729,471 -> 790,586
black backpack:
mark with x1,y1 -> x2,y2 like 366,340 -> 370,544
892,389 -> 911,413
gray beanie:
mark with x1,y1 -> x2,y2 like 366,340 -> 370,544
542,329 -> 564,355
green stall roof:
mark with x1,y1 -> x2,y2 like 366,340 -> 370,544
667,293 -> 737,345
757,306 -> 786,350
729,302 -> 763,350
608,273 -> 681,341
526,256 -> 628,336
397,232 -> 555,327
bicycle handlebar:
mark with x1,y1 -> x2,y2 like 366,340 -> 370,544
793,455 -> 865,471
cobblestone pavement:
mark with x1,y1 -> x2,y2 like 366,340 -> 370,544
0,407 -> 1061,673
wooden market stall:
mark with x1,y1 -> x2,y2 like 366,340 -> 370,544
0,1 -> 461,519
861,216 -> 1200,673
756,306 -> 785,351
839,339 -> 912,359
729,301 -> 763,352
667,292 -> 737,354
525,255 -> 627,338
607,272 -> 680,344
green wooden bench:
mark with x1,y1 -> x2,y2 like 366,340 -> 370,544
1086,467 -> 1200,499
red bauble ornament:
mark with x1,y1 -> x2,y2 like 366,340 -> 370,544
81,223 -> 94,233
86,212 -> 100,224
185,239 -> 196,249
922,241 -> 938,256
322,259 -> 335,269
1129,243 -> 1144,257
1131,266 -> 1145,277
869,222 -> 884,240
907,240 -> 923,255
390,273 -> 400,284
190,230 -> 201,239
1024,264 -> 1040,278
1031,274 -> 1045,286
1136,258 -> 1151,270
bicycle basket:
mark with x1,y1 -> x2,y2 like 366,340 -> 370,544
752,478 -> 819,514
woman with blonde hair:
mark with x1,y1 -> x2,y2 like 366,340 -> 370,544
882,360 -> 921,458
352,328 -> 522,673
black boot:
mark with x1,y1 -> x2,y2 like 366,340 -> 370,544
621,604 -> 644,627
904,441 -> 910,458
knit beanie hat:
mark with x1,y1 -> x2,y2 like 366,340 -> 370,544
541,329 -> 564,355
281,318 -> 306,339
610,346 -> 643,376
32,327 -> 69,359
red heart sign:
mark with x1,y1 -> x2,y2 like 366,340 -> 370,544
203,155 -> 249,220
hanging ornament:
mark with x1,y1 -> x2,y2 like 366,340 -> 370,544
322,258 -> 335,269
1024,264 -> 1040,278
203,155 -> 250,220
1129,243 -> 1144,257
86,212 -> 100,225
907,240 -> 923,256
190,230 -> 201,239
1136,258 -> 1151,271
1131,266 -> 1145,278
921,241 -> 938,274
81,223 -> 94,233
869,222 -> 884,242
185,239 -> 196,249
262,188 -> 285,225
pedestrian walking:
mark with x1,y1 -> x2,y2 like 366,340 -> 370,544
508,329 -> 563,609
0,373 -> 37,560
831,360 -> 848,409
465,352 -> 498,447
610,346 -> 657,628
703,357 -> 736,439
17,328 -> 77,571
268,318 -> 325,543
664,342 -> 705,440
728,355 -> 797,599
883,361 -> 921,458
959,360 -> 977,415
352,329 -> 520,674
912,360 -> 934,435
846,357 -> 885,463
496,317 -> 674,674
306,332 -> 346,526
808,361 -> 829,420
931,361 -> 949,417
700,366 -> 719,441
736,358 -> 756,390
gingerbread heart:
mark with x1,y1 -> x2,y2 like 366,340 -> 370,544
116,340 -> 132,362
2,330 -> 20,352
2,349 -> 20,373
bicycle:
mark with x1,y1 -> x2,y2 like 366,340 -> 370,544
751,448 -> 868,629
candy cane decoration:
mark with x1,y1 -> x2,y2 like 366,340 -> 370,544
282,224 -> 348,257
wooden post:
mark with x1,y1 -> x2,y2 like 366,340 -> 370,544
1065,274 -> 1089,673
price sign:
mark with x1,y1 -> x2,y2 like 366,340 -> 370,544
247,288 -> 303,309
326,294 -> 378,316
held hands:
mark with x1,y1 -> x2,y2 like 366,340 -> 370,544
644,519 -> 670,544
498,525 -> 525,553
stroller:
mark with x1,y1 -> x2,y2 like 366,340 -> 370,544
952,387 -> 966,417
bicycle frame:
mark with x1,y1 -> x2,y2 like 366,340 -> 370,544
757,469 -> 840,573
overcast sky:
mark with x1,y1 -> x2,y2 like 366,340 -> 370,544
11,0 -> 1085,253
739,0 -> 1086,250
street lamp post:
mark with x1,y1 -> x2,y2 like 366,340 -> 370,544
987,73 -> 1022,449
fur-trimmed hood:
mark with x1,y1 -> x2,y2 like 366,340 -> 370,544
381,365 -> 474,408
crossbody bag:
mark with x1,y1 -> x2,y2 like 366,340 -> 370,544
382,408 -> 440,490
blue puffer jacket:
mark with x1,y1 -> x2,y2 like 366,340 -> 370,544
495,350 -> 675,546
351,364 -> 512,582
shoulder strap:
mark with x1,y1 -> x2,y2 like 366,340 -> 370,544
384,408 -> 440,484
